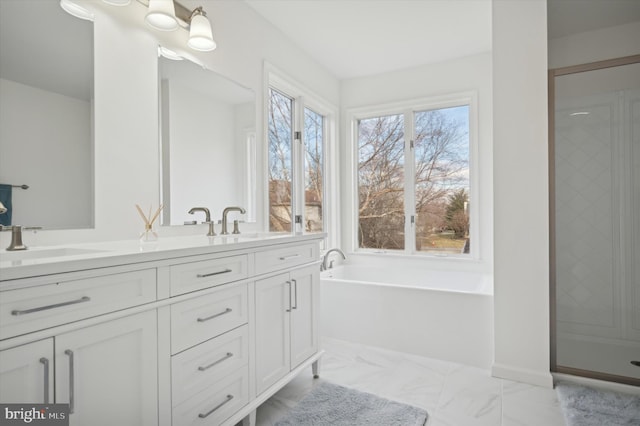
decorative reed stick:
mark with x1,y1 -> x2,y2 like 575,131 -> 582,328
135,204 -> 163,234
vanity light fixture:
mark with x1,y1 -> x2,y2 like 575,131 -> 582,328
100,0 -> 217,52
187,7 -> 216,52
60,0 -> 95,21
145,0 -> 178,31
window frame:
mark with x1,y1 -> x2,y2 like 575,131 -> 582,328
346,91 -> 480,259
264,63 -> 339,248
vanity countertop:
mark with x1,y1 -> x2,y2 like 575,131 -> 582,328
0,233 -> 323,282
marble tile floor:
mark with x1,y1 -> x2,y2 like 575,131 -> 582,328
256,338 -> 567,426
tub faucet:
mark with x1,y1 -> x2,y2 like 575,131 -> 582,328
221,207 -> 246,235
321,248 -> 346,271
188,207 -> 216,236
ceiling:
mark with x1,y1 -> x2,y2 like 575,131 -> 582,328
246,0 -> 640,80
245,0 -> 492,80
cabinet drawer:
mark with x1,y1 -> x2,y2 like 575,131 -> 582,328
172,367 -> 249,426
255,242 -> 319,275
172,325 -> 249,407
0,269 -> 156,340
170,255 -> 248,296
171,284 -> 248,354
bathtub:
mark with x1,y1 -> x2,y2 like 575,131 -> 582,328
320,264 -> 494,369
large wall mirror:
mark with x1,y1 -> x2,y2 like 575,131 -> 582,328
0,0 -> 94,229
159,54 -> 256,226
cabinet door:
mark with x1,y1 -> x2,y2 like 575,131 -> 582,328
56,311 -> 158,426
255,273 -> 290,395
0,339 -> 53,403
290,265 -> 319,369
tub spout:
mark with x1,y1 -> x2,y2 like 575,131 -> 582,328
321,248 -> 346,271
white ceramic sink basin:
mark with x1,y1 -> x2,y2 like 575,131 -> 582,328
1,248 -> 106,262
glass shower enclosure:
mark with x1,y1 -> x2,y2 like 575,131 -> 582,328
550,56 -> 640,386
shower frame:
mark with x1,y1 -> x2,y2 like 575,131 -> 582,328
548,54 -> 640,387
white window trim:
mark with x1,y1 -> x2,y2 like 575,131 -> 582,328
345,91 -> 480,260
263,61 -> 339,248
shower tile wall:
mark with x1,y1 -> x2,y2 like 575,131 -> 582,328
554,63 -> 640,382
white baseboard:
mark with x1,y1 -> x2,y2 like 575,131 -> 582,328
491,363 -> 554,388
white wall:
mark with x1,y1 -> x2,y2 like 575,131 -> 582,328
492,0 -> 553,387
0,78 -> 92,229
340,53 -> 494,273
0,0 -> 339,247
549,21 -> 640,69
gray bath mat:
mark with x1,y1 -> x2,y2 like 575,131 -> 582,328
274,382 -> 428,425
556,382 -> 640,426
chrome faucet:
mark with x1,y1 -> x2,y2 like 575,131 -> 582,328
321,248 -> 346,271
188,207 -> 216,236
1,225 -> 43,251
221,207 -> 246,235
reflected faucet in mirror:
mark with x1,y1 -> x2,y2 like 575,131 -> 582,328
188,207 -> 216,236
221,207 -> 245,235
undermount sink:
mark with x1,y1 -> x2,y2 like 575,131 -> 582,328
0,248 -> 107,262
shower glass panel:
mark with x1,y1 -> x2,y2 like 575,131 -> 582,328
553,61 -> 640,384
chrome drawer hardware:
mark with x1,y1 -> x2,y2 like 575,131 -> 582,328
286,281 -> 292,312
64,350 -> 75,414
197,308 -> 232,323
196,268 -> 232,278
292,279 -> 298,310
39,357 -> 49,403
279,254 -> 300,261
198,394 -> 234,418
197,352 -> 234,371
11,296 -> 91,316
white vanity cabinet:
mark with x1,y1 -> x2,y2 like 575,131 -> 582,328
0,312 -> 158,426
0,268 -> 159,426
0,338 -> 54,404
255,264 -> 319,395
0,234 -> 323,426
55,311 -> 158,426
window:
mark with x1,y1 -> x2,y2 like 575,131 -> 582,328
303,107 -> 324,233
354,96 -> 474,256
266,67 -> 336,245
268,88 -> 294,232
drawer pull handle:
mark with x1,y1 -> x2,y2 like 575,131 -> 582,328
197,268 -> 232,278
279,254 -> 300,261
39,357 -> 49,404
64,350 -> 75,414
11,296 -> 91,316
197,308 -> 232,323
198,352 -> 233,371
198,394 -> 234,419
292,278 -> 298,310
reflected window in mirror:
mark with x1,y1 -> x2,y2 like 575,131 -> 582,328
158,54 -> 256,226
0,0 -> 94,229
